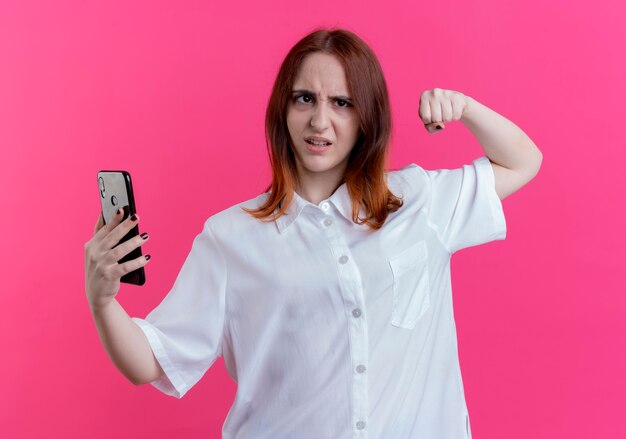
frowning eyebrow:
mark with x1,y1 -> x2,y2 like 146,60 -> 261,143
291,89 -> 352,101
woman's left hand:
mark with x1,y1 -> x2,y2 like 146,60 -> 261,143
418,88 -> 471,134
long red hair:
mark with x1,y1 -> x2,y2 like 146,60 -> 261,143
243,28 -> 403,231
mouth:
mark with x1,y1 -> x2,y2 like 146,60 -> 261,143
305,137 -> 333,147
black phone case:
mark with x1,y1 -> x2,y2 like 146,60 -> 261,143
98,170 -> 146,286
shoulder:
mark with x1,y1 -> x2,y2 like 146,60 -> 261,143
387,163 -> 429,186
386,163 -> 431,200
202,192 -> 273,240
389,157 -> 492,192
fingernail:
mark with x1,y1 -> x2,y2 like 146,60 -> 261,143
115,208 -> 121,215
145,254 -> 151,261
436,125 -> 443,130
131,214 -> 138,222
141,232 -> 149,240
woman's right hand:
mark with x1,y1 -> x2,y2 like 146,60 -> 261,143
84,208 -> 151,310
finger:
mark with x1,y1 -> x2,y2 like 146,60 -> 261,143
94,207 -> 125,242
107,206 -> 129,228
429,98 -> 443,126
105,206 -> 130,235
101,212 -> 141,251
104,231 -> 149,265
113,254 -> 151,278
418,94 -> 432,124
441,97 -> 453,123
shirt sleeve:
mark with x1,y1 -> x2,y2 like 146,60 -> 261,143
131,218 -> 227,398
425,156 -> 506,254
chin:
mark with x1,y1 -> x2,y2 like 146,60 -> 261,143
302,163 -> 335,174
294,141 -> 352,176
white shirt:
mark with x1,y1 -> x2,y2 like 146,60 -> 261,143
132,156 -> 506,439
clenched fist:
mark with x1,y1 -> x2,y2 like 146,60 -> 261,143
418,88 -> 471,133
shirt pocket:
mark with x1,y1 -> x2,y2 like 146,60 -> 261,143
388,240 -> 431,329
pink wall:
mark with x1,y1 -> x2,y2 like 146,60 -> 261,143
1,0 -> 624,437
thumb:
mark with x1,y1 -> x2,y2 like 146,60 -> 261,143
94,211 -> 105,235
425,122 -> 445,134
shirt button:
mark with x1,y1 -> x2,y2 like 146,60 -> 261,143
352,308 -> 362,318
338,255 -> 349,264
356,421 -> 366,430
323,218 -> 333,227
356,364 -> 366,374
320,202 -> 330,211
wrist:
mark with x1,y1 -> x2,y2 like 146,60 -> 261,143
460,95 -> 478,124
89,297 -> 116,316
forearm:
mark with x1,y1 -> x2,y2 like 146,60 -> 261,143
461,96 -> 542,175
90,299 -> 164,385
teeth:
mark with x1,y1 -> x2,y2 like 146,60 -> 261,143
308,140 -> 330,146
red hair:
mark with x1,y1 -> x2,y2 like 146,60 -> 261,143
243,28 -> 403,231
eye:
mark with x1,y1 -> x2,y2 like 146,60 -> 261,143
335,99 -> 352,108
295,94 -> 313,104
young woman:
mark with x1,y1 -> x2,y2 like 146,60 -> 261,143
85,28 -> 542,438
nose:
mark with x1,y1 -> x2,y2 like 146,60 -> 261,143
310,102 -> 330,131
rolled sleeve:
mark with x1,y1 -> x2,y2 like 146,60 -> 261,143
132,218 -> 228,398
425,156 -> 506,254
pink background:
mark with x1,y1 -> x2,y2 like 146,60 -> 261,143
1,0 -> 624,437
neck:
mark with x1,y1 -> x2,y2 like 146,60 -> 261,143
295,165 -> 346,205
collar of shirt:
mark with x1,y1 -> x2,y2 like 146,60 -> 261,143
273,182 -> 363,234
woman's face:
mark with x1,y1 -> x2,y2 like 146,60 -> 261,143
286,52 -> 360,185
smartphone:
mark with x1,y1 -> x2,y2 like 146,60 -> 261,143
97,170 -> 146,285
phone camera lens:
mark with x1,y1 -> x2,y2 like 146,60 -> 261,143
111,195 -> 118,206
